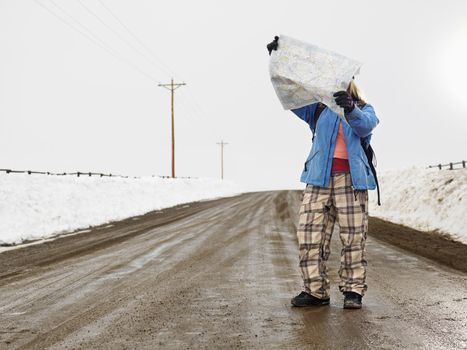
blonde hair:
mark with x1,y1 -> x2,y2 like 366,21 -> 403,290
347,79 -> 366,106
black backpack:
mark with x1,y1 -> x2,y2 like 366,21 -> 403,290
312,103 -> 381,206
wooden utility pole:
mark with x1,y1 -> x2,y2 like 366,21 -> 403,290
158,78 -> 186,178
216,140 -> 228,180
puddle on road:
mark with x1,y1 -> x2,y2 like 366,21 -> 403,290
3,312 -> 26,316
107,240 -> 182,278
103,231 -> 198,280
45,232 -> 199,315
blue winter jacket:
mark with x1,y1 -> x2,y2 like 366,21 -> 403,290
292,103 -> 379,190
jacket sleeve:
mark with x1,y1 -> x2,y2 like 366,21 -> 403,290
345,103 -> 379,138
291,103 -> 318,129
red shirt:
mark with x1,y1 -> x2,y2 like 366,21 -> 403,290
331,158 -> 350,173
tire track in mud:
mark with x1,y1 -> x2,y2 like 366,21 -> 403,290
6,193 -> 270,349
0,195 -> 244,285
0,196 -> 255,320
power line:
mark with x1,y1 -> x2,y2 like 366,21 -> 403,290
48,0 -> 159,82
75,0 -> 168,81
96,0 -> 177,80
175,92 -> 203,122
38,0 -> 210,131
96,0 -> 211,124
35,0 -> 105,49
179,88 -> 207,122
35,0 -> 159,83
49,0 -> 109,50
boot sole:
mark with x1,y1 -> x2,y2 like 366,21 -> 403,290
291,299 -> 330,307
343,302 -> 362,309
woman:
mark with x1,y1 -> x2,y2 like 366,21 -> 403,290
268,38 -> 380,309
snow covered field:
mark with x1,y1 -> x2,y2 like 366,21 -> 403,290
1,167 -> 465,248
369,167 -> 467,244
0,174 -> 242,246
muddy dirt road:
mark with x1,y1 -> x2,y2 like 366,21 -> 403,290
1,191 -> 466,349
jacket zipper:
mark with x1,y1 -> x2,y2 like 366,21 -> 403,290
342,122 -> 356,191
323,117 -> 339,186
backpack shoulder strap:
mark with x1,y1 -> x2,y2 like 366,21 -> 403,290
356,101 -> 366,109
312,103 -> 325,141
357,101 -> 381,205
360,132 -> 381,206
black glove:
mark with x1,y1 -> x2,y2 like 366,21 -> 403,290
333,91 -> 355,113
267,36 -> 279,55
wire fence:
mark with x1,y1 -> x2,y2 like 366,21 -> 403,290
427,161 -> 466,170
0,168 -> 194,179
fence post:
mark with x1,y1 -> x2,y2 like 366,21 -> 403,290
463,160 -> 466,168
438,164 -> 442,170
449,162 -> 453,170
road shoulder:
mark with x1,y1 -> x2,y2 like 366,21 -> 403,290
369,217 -> 467,273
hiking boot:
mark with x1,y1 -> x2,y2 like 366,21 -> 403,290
291,291 -> 330,307
343,292 -> 362,309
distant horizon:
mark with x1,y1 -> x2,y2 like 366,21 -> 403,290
1,163 -> 464,194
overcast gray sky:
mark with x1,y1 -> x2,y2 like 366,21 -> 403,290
1,0 -> 466,191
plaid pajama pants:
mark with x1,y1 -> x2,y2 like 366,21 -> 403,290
297,172 -> 368,298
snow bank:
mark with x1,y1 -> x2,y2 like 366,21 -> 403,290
369,167 -> 466,244
0,174 -> 242,245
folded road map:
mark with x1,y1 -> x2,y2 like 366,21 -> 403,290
269,35 -> 362,118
